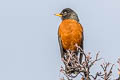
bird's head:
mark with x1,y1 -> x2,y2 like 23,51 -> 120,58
55,8 -> 79,22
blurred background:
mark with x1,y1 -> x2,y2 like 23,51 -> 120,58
0,0 -> 120,80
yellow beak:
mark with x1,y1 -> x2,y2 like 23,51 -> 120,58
55,13 -> 62,17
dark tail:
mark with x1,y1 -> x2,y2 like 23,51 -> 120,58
79,52 -> 83,64
79,42 -> 83,64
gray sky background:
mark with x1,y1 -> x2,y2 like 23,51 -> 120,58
0,0 -> 120,80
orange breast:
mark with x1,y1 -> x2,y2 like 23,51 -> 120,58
58,19 -> 83,51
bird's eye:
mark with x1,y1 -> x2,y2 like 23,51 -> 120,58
64,11 -> 67,14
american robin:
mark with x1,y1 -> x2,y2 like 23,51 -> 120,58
55,8 -> 84,63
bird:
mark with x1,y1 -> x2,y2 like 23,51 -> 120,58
55,8 -> 84,64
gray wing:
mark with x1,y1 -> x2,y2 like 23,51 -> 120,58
58,36 -> 64,58
79,24 -> 84,64
80,32 -> 84,49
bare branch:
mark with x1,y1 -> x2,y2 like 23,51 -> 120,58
59,45 -> 103,80
100,62 -> 114,80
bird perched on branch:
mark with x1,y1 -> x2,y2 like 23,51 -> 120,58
55,8 -> 84,64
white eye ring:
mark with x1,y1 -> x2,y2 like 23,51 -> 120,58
64,11 -> 67,14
